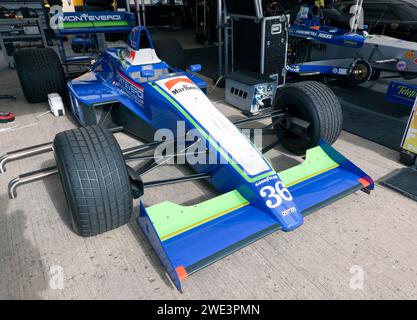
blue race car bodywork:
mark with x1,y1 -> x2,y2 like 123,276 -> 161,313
288,5 -> 417,82
67,26 -> 374,290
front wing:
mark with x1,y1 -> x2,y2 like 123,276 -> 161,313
138,142 -> 373,290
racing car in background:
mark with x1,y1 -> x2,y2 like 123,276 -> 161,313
3,25 -> 373,290
322,0 -> 417,43
287,1 -> 417,83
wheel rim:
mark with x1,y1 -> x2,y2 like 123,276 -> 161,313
350,61 -> 371,83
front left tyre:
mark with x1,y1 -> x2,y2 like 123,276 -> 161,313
54,126 -> 133,237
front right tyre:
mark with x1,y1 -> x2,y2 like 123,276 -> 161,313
274,81 -> 343,155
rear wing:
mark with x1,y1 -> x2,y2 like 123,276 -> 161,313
56,12 -> 136,35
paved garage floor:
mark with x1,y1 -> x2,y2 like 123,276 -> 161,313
1,55 -> 417,300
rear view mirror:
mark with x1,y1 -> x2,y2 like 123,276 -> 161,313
189,64 -> 202,73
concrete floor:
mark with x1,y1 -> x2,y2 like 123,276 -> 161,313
1,53 -> 417,300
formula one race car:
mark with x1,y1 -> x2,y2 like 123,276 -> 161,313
287,3 -> 417,83
2,26 -> 374,290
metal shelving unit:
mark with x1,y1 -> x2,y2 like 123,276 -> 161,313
0,17 -> 47,67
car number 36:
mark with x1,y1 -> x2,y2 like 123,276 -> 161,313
259,181 -> 293,208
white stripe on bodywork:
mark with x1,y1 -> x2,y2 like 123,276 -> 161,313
155,76 -> 271,177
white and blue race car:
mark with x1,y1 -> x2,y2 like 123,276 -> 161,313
288,4 -> 417,83
5,25 -> 374,290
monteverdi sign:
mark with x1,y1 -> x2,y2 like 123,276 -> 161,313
64,14 -> 123,23
54,12 -> 135,30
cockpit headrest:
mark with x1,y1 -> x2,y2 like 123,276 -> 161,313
126,26 -> 161,66
128,26 -> 154,51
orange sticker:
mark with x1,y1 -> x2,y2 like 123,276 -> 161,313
358,178 -> 370,188
164,77 -> 194,90
175,266 -> 188,281
405,50 -> 414,59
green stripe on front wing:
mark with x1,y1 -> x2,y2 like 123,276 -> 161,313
146,147 -> 339,241
278,146 -> 339,187
147,190 -> 249,241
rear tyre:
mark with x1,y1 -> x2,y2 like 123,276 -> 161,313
153,38 -> 186,70
53,126 -> 133,237
274,81 -> 343,155
14,48 -> 66,103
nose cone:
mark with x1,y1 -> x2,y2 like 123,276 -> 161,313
260,198 -> 304,232
252,176 -> 304,231
278,208 -> 304,231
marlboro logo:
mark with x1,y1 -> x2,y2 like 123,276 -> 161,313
165,77 -> 194,90
164,77 -> 198,95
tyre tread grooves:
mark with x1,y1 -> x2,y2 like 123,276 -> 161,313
53,126 -> 132,237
